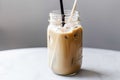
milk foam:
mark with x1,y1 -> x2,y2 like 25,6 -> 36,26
49,23 -> 79,33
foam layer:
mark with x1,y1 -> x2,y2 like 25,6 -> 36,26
49,23 -> 81,33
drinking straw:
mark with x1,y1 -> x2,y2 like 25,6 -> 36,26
50,36 -> 59,69
68,0 -> 78,22
60,0 -> 65,26
50,0 -> 65,69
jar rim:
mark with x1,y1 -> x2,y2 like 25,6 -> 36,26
50,10 -> 79,17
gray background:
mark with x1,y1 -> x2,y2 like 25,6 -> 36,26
0,0 -> 120,50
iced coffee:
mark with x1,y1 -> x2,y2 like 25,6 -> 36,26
47,10 -> 83,75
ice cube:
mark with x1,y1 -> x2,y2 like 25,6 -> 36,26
64,22 -> 76,28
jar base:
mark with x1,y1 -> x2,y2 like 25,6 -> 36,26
53,69 -> 81,76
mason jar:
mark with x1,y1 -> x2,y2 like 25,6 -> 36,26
47,10 -> 83,75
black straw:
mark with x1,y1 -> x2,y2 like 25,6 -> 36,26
60,0 -> 65,27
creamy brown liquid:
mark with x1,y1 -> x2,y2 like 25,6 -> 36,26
47,26 -> 83,75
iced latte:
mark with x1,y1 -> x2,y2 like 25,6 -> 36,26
47,10 -> 83,75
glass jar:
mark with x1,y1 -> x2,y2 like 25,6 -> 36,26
47,10 -> 83,75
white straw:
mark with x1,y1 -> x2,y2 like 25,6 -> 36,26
50,36 -> 59,68
67,0 -> 78,23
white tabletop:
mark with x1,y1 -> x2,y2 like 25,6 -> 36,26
0,48 -> 120,80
